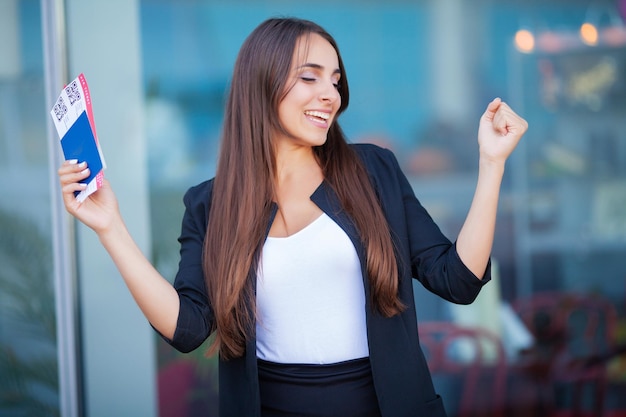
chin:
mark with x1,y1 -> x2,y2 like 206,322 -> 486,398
310,138 -> 329,147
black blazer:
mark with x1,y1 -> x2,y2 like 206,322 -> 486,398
162,143 -> 491,416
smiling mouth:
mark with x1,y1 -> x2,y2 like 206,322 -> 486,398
304,110 -> 331,124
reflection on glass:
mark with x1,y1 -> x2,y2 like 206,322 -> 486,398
0,0 -> 59,415
0,210 -> 57,415
140,1 -> 626,416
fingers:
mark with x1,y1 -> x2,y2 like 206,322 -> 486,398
492,104 -> 511,136
487,99 -> 528,137
58,160 -> 90,206
58,159 -> 90,185
502,104 -> 528,137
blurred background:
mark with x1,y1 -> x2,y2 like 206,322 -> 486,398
1,0 -> 626,416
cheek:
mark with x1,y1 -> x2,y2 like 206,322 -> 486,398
276,104 -> 300,135
277,103 -> 293,124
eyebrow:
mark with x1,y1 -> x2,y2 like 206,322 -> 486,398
297,63 -> 341,75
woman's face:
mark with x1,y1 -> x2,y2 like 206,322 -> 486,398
274,33 -> 342,150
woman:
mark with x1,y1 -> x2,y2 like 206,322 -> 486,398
59,17 -> 527,417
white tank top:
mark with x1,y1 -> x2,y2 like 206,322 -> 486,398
256,213 -> 369,364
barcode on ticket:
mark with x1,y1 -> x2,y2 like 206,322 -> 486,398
53,96 -> 68,122
65,80 -> 81,105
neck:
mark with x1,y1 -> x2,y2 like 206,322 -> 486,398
274,144 -> 320,184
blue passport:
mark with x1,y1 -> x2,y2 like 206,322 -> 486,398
60,110 -> 103,187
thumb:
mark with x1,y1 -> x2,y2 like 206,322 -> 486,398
482,97 -> 502,123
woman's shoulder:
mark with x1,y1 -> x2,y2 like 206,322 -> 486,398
349,142 -> 401,172
349,142 -> 390,156
182,178 -> 215,212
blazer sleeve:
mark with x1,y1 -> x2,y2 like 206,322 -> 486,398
356,144 -> 490,304
158,180 -> 215,353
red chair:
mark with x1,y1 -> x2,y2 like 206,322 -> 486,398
511,292 -> 618,417
158,359 -> 196,417
418,321 -> 508,417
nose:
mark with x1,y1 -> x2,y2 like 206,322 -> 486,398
319,80 -> 340,103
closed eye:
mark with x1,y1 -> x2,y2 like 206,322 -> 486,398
299,77 -> 340,90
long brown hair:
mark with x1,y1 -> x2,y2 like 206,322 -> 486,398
203,17 -> 404,360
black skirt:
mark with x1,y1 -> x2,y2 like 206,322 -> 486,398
258,357 -> 382,417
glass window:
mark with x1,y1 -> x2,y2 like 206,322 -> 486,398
139,1 -> 626,416
0,0 -> 59,415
